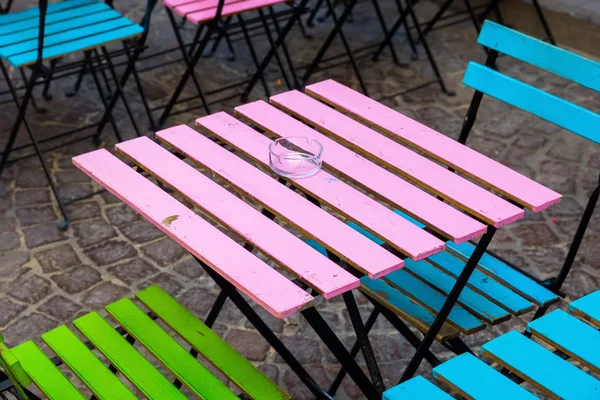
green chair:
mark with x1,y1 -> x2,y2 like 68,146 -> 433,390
0,285 -> 290,400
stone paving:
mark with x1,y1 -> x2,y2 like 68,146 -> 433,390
0,0 -> 599,398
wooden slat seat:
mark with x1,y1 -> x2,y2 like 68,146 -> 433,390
383,376 -> 453,400
157,124 -> 403,279
433,353 -> 539,400
528,309 -> 600,374
569,290 -> 600,328
163,0 -> 290,25
305,79 -> 562,212
196,112 -> 446,261
385,291 -> 600,399
0,0 -> 143,67
73,149 -> 313,319
234,100 -> 487,243
1,285 -> 289,399
305,238 -> 460,341
483,331 -> 600,399
116,136 -> 359,299
270,90 -> 524,227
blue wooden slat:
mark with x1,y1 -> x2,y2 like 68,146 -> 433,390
528,309 -> 600,374
0,0 -> 96,26
0,18 -> 134,58
384,269 -> 485,334
0,9 -> 122,48
463,62 -> 600,145
427,251 -> 534,315
307,234 -> 459,339
478,20 -> 600,93
8,24 -> 143,67
0,2 -> 111,36
404,259 -> 510,324
346,208 -> 535,315
482,331 -> 600,399
433,353 -> 538,400
359,276 -> 459,341
383,376 -> 452,400
569,290 -> 600,328
447,241 -> 558,307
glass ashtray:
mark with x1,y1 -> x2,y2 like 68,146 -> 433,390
269,137 -> 323,178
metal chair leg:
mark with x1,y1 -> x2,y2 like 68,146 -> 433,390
238,13 -> 271,98
258,9 -> 291,90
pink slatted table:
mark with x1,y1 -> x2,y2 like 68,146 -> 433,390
73,79 -> 560,400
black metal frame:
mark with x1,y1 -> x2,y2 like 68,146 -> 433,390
0,0 -> 157,231
157,0 -> 306,127
246,0 -> 454,98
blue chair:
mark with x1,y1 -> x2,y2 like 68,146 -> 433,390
384,289 -> 600,399
0,0 -> 157,230
319,20 -> 600,393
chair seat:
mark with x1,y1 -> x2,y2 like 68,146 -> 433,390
163,0 -> 291,25
308,209 -> 560,342
384,291 -> 600,399
0,285 -> 290,400
0,0 -> 143,67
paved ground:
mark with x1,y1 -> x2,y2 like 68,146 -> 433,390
1,0 -> 599,398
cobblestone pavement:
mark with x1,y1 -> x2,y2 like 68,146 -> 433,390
0,1 -> 599,398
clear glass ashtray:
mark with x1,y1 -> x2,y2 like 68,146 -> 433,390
269,137 -> 323,178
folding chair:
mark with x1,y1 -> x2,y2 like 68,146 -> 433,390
157,0 -> 307,127
243,0 -> 453,100
384,289 -> 600,398
313,20 -> 599,392
374,0 -> 556,64
0,0 -> 157,230
0,285 -> 289,399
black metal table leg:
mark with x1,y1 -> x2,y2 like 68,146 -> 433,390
302,307 -> 380,400
342,292 -> 385,395
196,257 -> 333,400
399,225 -> 497,382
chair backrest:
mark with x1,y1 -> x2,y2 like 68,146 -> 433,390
462,20 -> 600,146
459,20 -> 600,293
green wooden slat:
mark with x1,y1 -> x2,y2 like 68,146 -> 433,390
136,285 -> 291,400
42,325 -> 136,400
106,298 -> 237,400
73,312 -> 187,400
11,341 -> 85,400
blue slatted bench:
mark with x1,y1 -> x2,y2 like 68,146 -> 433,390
0,0 -> 143,67
384,290 -> 600,399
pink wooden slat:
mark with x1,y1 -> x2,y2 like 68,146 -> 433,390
116,136 -> 359,298
157,125 -> 404,279
163,0 -> 197,8
234,101 -> 487,243
306,79 -> 562,212
187,0 -> 288,23
197,112 -> 445,261
174,0 -> 244,16
271,90 -> 524,227
73,149 -> 313,318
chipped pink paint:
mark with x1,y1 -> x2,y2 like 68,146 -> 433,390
116,137 -> 359,298
234,100 -> 487,243
157,125 -> 404,279
196,112 -> 446,260
306,79 -> 562,212
73,149 -> 313,319
271,90 -> 525,227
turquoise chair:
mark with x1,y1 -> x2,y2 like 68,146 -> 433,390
384,289 -> 600,399
0,0 -> 157,230
322,20 -> 600,393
